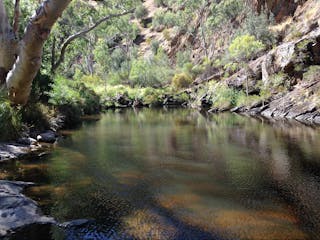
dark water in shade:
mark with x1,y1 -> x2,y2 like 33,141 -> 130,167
2,109 -> 320,240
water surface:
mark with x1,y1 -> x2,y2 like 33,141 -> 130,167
2,109 -> 320,240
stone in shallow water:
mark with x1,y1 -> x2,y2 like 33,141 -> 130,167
37,131 -> 57,144
0,180 -> 55,237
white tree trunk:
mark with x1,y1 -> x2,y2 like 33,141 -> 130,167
6,0 -> 72,105
0,1 -> 18,85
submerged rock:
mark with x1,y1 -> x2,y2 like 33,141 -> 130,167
0,181 -> 55,237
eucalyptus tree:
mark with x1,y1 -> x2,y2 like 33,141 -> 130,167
0,0 -> 71,105
0,0 -> 139,105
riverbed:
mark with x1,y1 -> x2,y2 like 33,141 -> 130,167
2,109 -> 320,240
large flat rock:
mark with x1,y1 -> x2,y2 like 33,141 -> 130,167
0,143 -> 42,162
0,180 -> 55,236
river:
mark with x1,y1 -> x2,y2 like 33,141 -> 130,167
2,109 -> 320,240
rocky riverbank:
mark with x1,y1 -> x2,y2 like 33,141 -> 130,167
0,181 -> 55,237
0,131 -> 58,163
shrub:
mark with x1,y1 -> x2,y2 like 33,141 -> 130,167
176,50 -> 192,68
48,76 -> 82,106
129,50 -> 172,87
211,83 -> 239,109
269,72 -> 291,90
135,5 -> 148,19
21,103 -> 52,132
303,66 -> 320,82
150,40 -> 160,54
0,101 -> 22,141
163,29 -> 171,41
48,76 -> 101,126
229,34 -> 265,61
207,0 -> 245,28
172,73 -> 193,89
242,11 -> 276,46
153,10 -> 180,28
78,83 -> 101,115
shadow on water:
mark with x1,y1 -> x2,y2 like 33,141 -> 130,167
2,109 -> 320,240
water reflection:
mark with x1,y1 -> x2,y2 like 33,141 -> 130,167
3,109 -> 320,240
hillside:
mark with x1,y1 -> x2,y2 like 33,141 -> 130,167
133,0 -> 320,124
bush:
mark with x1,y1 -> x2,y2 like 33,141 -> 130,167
78,83 -> 101,115
211,83 -> 239,109
172,73 -> 193,89
21,103 -> 52,132
208,0 -> 245,28
129,50 -> 172,87
242,11 -> 276,46
268,72 -> 291,91
303,66 -> 320,82
135,5 -> 148,19
48,76 -> 82,106
229,34 -> 265,61
0,101 -> 22,141
48,76 -> 101,126
150,40 -> 160,54
153,10 -> 180,28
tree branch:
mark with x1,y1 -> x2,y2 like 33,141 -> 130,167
13,0 -> 20,37
52,9 -> 134,72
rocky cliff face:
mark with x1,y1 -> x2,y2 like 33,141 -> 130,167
188,0 -> 320,124
252,0 -> 307,22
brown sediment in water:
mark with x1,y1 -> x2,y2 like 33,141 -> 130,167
123,209 -> 178,240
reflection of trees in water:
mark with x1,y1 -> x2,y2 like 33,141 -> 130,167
213,115 -> 320,238
9,109 -> 320,239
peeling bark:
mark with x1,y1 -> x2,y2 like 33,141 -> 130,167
13,0 -> 20,37
0,1 -> 18,85
6,0 -> 72,105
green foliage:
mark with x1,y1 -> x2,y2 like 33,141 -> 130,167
163,29 -> 171,41
153,10 -> 180,28
176,50 -> 192,68
303,65 -> 320,82
21,103 -> 52,132
0,101 -> 22,141
236,93 -> 264,107
268,72 -> 291,90
48,76 -> 82,106
229,34 -> 265,61
129,50 -> 172,87
134,5 -> 148,19
172,73 -> 192,89
100,85 -> 165,108
150,40 -> 160,54
241,11 -> 276,46
208,0 -> 245,28
48,76 -> 101,118
78,83 -> 101,115
211,83 -> 239,109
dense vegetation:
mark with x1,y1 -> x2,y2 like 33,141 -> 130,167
0,0 -> 319,140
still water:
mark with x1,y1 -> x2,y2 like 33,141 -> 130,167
3,109 -> 320,240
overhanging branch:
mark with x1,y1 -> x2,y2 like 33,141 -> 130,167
52,8 -> 134,72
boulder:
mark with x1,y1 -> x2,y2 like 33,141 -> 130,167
0,144 -> 40,162
0,181 -> 55,236
37,131 -> 57,144
16,137 -> 37,146
261,80 -> 320,123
